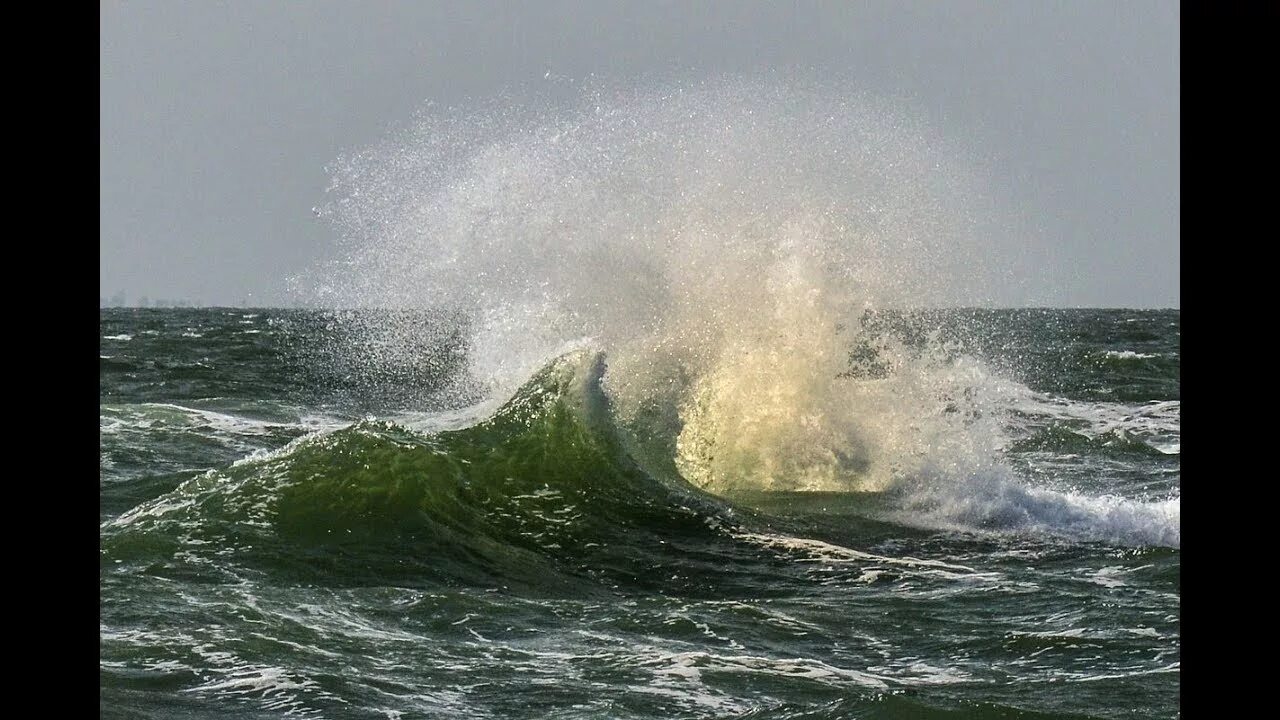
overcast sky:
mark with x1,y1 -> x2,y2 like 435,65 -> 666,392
101,0 -> 1178,308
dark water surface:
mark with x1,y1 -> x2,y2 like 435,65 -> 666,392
101,308 -> 1178,719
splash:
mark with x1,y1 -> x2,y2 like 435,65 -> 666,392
299,77 -> 1175,545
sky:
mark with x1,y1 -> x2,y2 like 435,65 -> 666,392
100,1 -> 1178,308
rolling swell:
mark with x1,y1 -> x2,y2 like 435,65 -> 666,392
103,344 -> 1176,616
102,350 -> 815,597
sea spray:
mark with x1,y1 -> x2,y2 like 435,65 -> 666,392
299,77 -> 1176,545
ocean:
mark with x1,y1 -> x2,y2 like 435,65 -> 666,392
100,306 -> 1178,719
101,78 -> 1178,718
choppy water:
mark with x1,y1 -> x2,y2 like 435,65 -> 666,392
101,307 -> 1178,719
103,76 -> 1178,718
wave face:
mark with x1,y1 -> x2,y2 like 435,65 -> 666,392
104,351 -> 746,595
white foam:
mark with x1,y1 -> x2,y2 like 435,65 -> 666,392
885,472 -> 1180,548
642,651 -> 889,689
101,402 -> 347,438
1004,395 -> 1180,453
1102,350 -> 1158,359
732,530 -> 989,577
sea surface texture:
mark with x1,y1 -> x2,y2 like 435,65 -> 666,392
101,307 -> 1179,719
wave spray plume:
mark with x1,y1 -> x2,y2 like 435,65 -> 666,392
301,77 -> 1177,547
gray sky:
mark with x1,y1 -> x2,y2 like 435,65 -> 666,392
101,0 -> 1178,308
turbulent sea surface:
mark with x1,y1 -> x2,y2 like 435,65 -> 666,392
100,307 -> 1179,719
103,77 -> 1179,718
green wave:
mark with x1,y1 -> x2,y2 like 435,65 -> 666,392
101,350 -> 756,593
